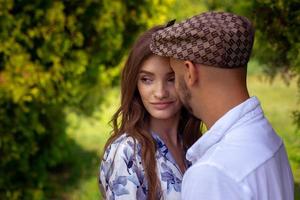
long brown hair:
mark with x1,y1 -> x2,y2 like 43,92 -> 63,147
102,25 -> 202,200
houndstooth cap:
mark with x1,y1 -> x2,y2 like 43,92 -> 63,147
150,11 -> 255,68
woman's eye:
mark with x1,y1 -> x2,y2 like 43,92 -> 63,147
168,76 -> 175,83
140,77 -> 152,84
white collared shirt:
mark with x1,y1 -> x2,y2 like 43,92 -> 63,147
182,97 -> 294,200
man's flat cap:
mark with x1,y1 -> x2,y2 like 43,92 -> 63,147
150,11 -> 255,68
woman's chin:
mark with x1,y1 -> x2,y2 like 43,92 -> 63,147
149,110 -> 179,120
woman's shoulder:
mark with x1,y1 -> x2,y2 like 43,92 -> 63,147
112,133 -> 137,146
100,133 -> 144,184
102,133 -> 141,162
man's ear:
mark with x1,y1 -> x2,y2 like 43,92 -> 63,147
183,61 -> 198,86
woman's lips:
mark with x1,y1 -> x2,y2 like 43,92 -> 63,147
150,101 -> 174,110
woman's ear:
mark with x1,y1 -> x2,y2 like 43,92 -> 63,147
183,61 -> 198,86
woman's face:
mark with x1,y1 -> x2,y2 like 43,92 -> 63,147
137,55 -> 182,120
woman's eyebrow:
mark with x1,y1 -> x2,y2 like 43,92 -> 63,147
138,70 -> 174,76
166,71 -> 175,76
139,70 -> 154,75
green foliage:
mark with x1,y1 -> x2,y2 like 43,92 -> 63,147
205,0 -> 300,126
168,0 -> 207,21
0,0 -> 172,199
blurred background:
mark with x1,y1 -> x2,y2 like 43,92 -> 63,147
0,0 -> 299,199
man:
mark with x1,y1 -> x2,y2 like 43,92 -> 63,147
150,11 -> 294,200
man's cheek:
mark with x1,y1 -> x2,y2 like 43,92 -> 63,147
174,79 -> 180,92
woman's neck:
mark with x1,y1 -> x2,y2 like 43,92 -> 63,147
149,114 -> 187,174
149,115 -> 180,146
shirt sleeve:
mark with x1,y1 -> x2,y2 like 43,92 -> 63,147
99,137 -> 147,200
181,164 -> 251,200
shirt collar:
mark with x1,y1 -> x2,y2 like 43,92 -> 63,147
151,133 -> 169,156
151,131 -> 192,169
186,96 -> 263,163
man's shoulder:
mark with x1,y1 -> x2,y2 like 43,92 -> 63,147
189,129 -> 283,182
182,162 -> 251,200
185,161 -> 235,181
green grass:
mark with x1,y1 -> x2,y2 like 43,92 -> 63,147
62,73 -> 300,199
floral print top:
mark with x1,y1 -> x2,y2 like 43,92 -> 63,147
99,133 -> 190,200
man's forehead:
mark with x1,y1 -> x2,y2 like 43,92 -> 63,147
169,58 -> 184,67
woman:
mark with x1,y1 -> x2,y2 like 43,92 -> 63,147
99,25 -> 202,200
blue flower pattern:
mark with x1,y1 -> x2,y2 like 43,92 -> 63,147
99,133 -> 189,200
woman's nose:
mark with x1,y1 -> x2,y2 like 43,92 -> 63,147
154,82 -> 169,99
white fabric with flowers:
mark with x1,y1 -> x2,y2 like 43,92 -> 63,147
99,133 -> 189,200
